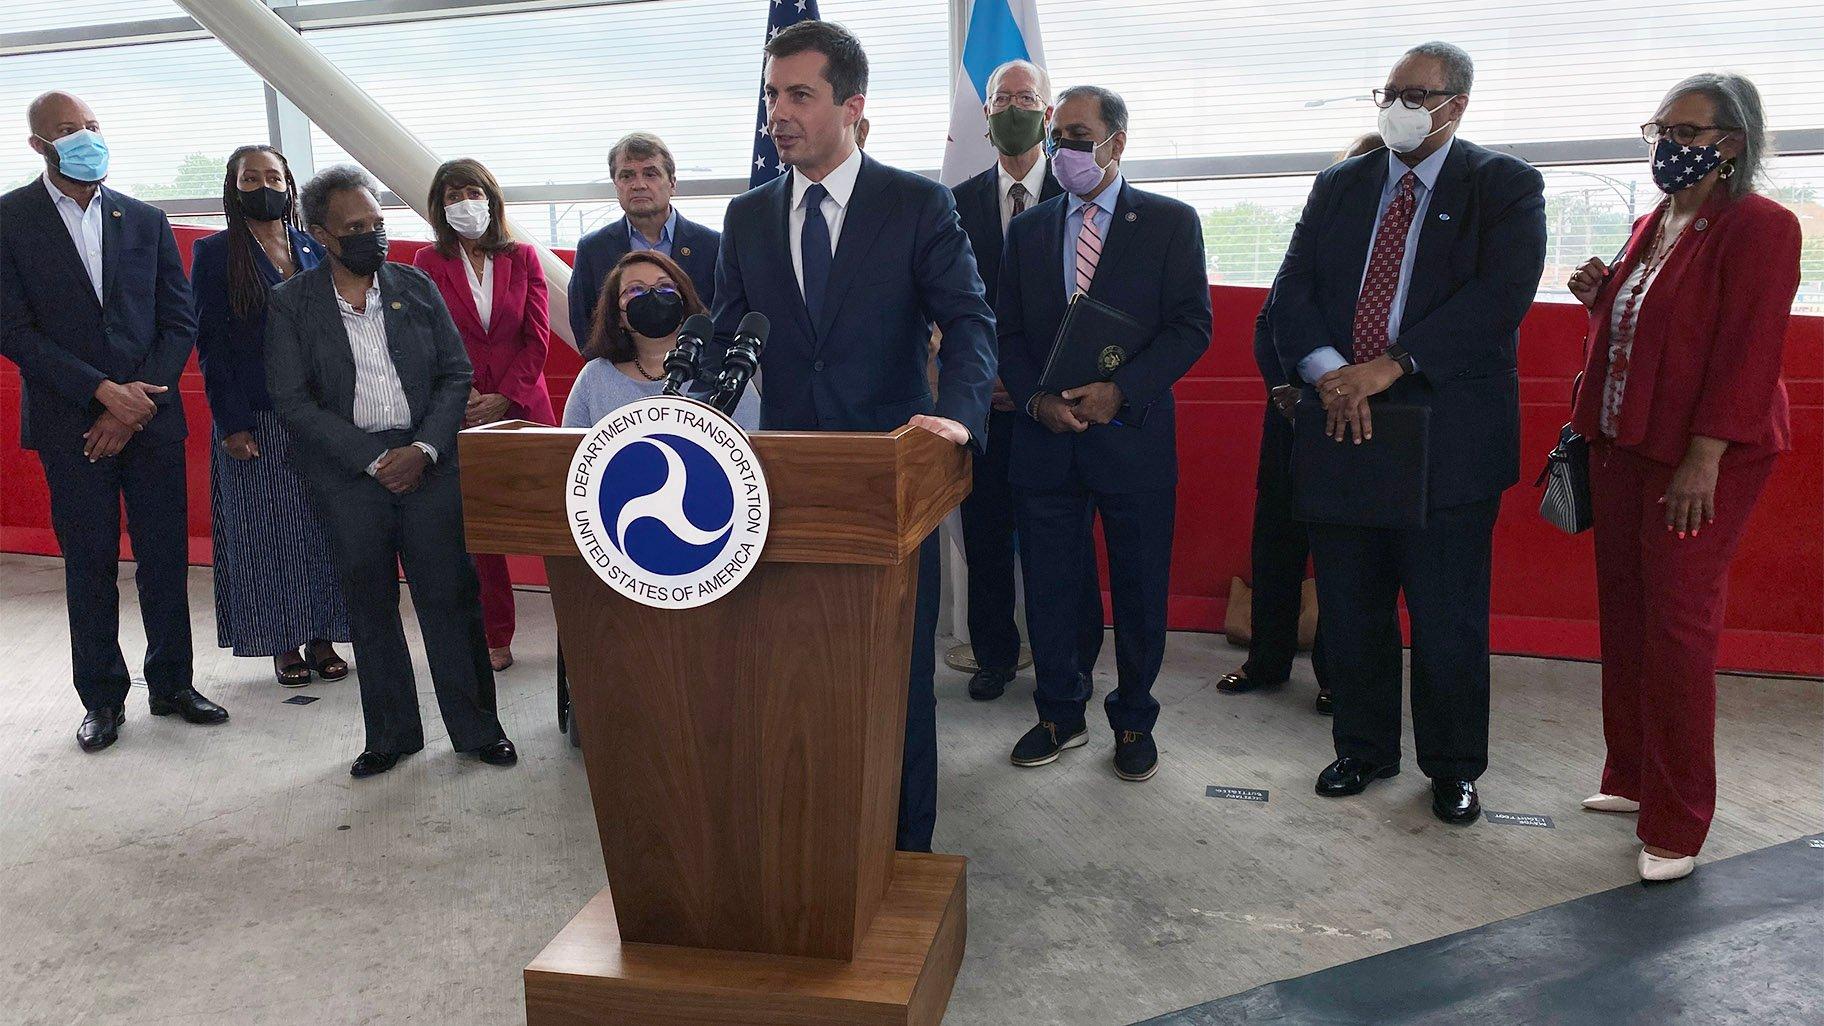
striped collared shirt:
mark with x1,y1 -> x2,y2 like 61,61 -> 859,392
336,283 -> 413,434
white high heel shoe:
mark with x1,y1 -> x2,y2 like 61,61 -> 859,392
1638,848 -> 1696,882
1582,793 -> 1640,813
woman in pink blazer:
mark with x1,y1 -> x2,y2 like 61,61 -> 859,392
414,158 -> 556,671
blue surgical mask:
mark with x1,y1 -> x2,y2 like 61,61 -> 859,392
39,129 -> 110,184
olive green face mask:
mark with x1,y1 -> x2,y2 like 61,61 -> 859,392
987,107 -> 1046,156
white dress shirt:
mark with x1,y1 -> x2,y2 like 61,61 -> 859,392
1298,137 -> 1452,383
788,145 -> 864,295
463,252 -> 494,332
997,157 -> 1049,234
43,173 -> 103,303
336,282 -> 437,473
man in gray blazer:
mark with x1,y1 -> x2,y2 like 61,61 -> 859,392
264,165 -> 515,778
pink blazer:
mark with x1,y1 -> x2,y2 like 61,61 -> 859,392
413,241 -> 557,426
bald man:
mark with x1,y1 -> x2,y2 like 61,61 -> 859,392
0,91 -> 226,752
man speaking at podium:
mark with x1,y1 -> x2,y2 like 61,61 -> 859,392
711,20 -> 996,853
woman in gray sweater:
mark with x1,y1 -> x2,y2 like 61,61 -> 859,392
563,250 -> 759,430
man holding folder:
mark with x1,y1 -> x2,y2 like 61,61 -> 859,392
1269,42 -> 1545,823
996,85 -> 1210,782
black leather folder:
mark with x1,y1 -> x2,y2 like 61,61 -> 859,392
1292,399 -> 1430,530
1036,292 -> 1150,395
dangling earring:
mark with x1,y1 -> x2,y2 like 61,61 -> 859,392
1717,160 -> 1737,180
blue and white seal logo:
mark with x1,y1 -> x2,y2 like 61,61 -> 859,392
566,395 -> 769,609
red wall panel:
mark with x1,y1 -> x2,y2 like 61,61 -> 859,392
2,226 -> 1817,675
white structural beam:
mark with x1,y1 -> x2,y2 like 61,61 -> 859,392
170,0 -> 579,347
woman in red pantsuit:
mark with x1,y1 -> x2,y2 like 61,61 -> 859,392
1566,73 -> 1800,882
414,159 -> 557,672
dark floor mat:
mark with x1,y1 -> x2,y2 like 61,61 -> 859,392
1137,835 -> 1824,1026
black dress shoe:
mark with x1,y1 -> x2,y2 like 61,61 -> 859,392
148,688 -> 229,725
1216,670 -> 1283,694
1431,778 -> 1482,824
967,667 -> 1014,701
1010,720 -> 1087,767
1314,689 -> 1334,716
1315,756 -> 1399,797
476,738 -> 518,766
350,751 -> 402,778
1113,730 -> 1158,782
77,706 -> 125,752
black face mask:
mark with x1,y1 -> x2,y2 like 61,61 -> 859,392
330,228 -> 388,276
238,186 -> 290,222
625,288 -> 685,339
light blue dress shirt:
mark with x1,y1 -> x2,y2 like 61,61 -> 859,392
1063,173 -> 1123,299
1297,136 -> 1454,383
628,205 -> 679,257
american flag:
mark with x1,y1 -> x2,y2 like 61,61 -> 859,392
750,0 -> 821,189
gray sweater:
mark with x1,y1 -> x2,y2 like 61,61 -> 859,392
562,358 -> 761,430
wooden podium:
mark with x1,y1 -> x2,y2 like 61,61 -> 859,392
460,421 -> 971,1026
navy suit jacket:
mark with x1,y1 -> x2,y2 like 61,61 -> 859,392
710,153 -> 996,451
1268,138 -> 1546,508
951,161 -> 1063,311
0,180 -> 196,452
997,181 -> 1212,494
570,211 -> 719,347
191,226 -> 323,439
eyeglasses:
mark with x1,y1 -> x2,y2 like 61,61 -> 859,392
989,90 -> 1044,112
620,283 -> 679,302
1372,88 -> 1457,110
1640,121 -> 1738,146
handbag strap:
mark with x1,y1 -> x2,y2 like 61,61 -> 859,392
1570,240 -> 1633,408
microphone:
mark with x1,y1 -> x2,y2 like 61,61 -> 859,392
712,311 -> 769,416
661,313 -> 716,396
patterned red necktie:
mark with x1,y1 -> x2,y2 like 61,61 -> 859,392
1351,170 -> 1419,363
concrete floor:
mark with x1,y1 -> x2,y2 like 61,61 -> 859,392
0,551 -> 1816,1026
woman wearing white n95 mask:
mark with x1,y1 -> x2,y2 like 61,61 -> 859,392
412,158 -> 556,673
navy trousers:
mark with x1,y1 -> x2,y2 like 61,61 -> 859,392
1308,497 -> 1500,780
897,534 -> 942,853
38,437 -> 193,711
1247,404 -> 1327,686
960,408 -> 1105,675
1016,481 -> 1174,734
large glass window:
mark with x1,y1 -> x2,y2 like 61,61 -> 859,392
0,37 -> 269,201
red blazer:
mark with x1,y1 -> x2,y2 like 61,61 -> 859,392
1570,190 -> 1799,466
413,241 -> 557,425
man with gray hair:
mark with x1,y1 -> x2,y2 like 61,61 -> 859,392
1270,41 -> 1546,823
569,132 -> 721,347
949,60 -> 1104,704
264,165 -> 517,778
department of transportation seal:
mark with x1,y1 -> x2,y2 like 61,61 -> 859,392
565,395 -> 770,609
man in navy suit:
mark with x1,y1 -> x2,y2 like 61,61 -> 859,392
950,59 -> 1104,705
711,20 -> 996,853
997,86 -> 1211,783
569,132 -> 720,348
1270,42 -> 1546,824
0,91 -> 228,752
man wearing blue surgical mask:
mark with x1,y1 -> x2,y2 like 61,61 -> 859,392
1270,42 -> 1546,824
997,86 -> 1211,783
2,91 -> 227,752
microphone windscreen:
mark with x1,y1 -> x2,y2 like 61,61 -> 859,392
736,310 -> 771,344
678,313 -> 716,344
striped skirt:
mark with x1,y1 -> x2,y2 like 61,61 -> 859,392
210,411 -> 350,656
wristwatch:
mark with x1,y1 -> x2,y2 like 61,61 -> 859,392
1385,344 -> 1417,376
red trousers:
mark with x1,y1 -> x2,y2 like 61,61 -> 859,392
474,553 -> 516,650
1591,442 -> 1774,855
